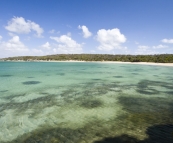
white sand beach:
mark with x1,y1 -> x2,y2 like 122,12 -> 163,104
2,60 -> 173,67
96,61 -> 173,67
39,60 -> 173,67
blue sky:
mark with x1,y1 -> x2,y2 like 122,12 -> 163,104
0,0 -> 173,58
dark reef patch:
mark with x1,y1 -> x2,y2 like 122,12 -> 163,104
22,81 -> 41,85
133,68 -> 143,72
0,94 -> 59,117
0,75 -> 12,77
56,73 -> 65,76
136,79 -> 173,95
164,91 -> 173,95
118,96 -> 173,127
61,88 -> 77,97
94,124 -> 173,143
137,80 -> 148,89
162,84 -> 173,89
131,73 -> 139,75
116,96 -> 173,142
92,79 -> 102,81
144,124 -> 173,143
80,99 -> 103,109
94,86 -> 109,95
2,93 -> 26,100
0,90 -> 8,92
81,68 -> 86,70
113,76 -> 123,78
27,77 -> 34,78
79,81 -> 123,97
166,76 -> 173,80
94,134 -> 139,143
118,96 -> 173,114
40,92 -> 49,95
82,90 -> 94,97
136,88 -> 160,95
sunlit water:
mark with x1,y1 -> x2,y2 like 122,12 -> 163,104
0,61 -> 173,143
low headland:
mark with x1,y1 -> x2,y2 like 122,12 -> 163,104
1,54 -> 173,67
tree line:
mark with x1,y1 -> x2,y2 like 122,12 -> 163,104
1,54 -> 173,63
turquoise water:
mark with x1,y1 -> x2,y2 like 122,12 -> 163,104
0,62 -> 173,143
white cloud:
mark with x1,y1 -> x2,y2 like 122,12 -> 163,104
0,35 -> 2,40
152,44 -> 168,49
78,25 -> 92,38
50,34 -> 82,53
5,17 -> 44,37
41,42 -> 51,50
161,39 -> 173,44
30,22 -> 44,37
0,36 -> 29,58
0,36 -> 28,51
96,28 -> 126,51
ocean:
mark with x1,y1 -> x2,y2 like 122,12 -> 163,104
0,61 -> 173,143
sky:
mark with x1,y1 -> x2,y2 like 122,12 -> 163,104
0,0 -> 173,58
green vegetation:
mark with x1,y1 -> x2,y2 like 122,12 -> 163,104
1,54 -> 173,63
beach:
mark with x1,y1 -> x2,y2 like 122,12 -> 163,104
2,60 -> 173,67
97,61 -> 173,67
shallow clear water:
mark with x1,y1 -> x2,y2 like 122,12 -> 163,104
0,61 -> 173,143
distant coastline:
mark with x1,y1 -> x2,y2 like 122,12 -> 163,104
1,54 -> 173,67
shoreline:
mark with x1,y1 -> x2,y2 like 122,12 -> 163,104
1,60 -> 173,67
96,61 -> 173,67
